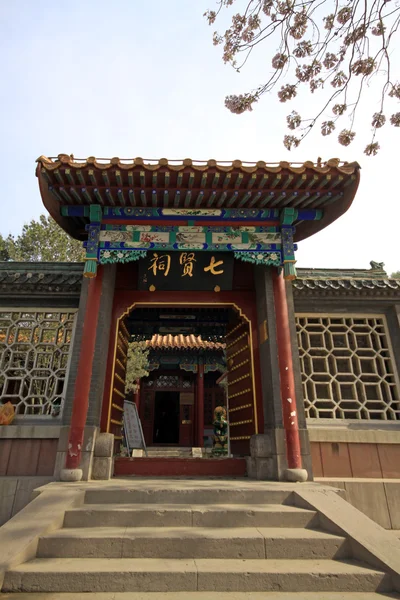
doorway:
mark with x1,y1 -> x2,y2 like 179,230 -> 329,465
153,391 -> 180,444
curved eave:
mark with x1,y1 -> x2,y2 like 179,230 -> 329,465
36,164 -> 82,240
36,156 -> 361,243
293,168 -> 360,242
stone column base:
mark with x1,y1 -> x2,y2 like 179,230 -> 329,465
247,432 -> 287,481
54,426 -> 98,481
91,433 -> 114,480
285,467 -> 308,482
60,469 -> 83,482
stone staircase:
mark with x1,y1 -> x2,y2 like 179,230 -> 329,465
146,446 -> 193,458
1,480 -> 399,598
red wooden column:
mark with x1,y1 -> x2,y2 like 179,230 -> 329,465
197,361 -> 205,447
272,269 -> 304,475
64,268 -> 103,476
134,382 -> 141,412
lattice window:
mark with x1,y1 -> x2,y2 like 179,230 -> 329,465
296,314 -> 400,420
0,310 -> 76,417
156,375 -> 180,388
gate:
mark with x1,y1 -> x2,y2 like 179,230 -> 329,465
226,316 -> 257,455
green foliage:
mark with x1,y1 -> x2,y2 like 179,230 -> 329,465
391,271 -> 400,278
1,215 -> 84,262
0,235 -> 11,261
125,342 -> 150,394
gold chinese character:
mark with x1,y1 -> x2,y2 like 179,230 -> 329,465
148,253 -> 171,277
204,255 -> 224,275
180,252 -> 196,277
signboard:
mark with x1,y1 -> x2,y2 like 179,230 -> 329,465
123,401 -> 147,456
138,251 -> 233,291
180,392 -> 195,405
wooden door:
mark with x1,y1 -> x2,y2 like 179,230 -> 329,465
140,386 -> 155,446
108,319 -> 130,451
179,392 -> 194,447
226,317 -> 256,455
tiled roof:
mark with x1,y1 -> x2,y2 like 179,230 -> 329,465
37,155 -> 359,175
294,266 -> 400,295
146,334 -> 225,350
36,154 -> 360,243
293,278 -> 400,291
0,262 -> 83,295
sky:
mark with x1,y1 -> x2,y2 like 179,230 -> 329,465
0,0 -> 399,274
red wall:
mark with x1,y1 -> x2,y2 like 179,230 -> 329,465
100,260 -> 264,436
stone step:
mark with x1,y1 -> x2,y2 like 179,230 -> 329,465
37,526 -> 348,560
146,452 -> 188,457
146,447 -> 192,455
2,558 -> 391,593
84,487 -> 292,505
2,595 -> 400,600
64,503 -> 318,529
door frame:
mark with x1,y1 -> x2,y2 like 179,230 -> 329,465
100,292 -> 262,450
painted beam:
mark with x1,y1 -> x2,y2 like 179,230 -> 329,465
195,191 -> 205,207
248,191 -> 262,208
152,190 -> 158,208
234,172 -> 243,189
128,189 -> 136,206
185,190 -> 192,207
226,191 -> 239,207
82,188 -> 92,204
247,173 -> 257,189
117,189 -> 126,205
49,186 -> 64,203
163,190 -> 169,208
212,172 -> 220,188
102,171 -> 110,187
305,174 -> 319,190
88,170 -> 98,186
76,170 -> 85,186
105,189 -> 115,206
282,174 -> 294,189
93,188 -> 104,205
238,191 -> 251,208
59,187 -> 72,204
174,190 -> 181,208
258,174 -> 269,189
65,169 -> 76,185
207,190 -> 217,207
54,170 -> 64,184
222,173 -> 231,188
217,191 -> 228,207
270,174 -> 282,189
115,171 -> 123,187
294,174 -> 307,190
70,187 -> 82,204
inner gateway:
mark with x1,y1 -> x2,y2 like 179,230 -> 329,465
110,304 -> 257,453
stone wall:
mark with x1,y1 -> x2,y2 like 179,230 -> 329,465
317,478 -> 400,530
0,476 -> 54,526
